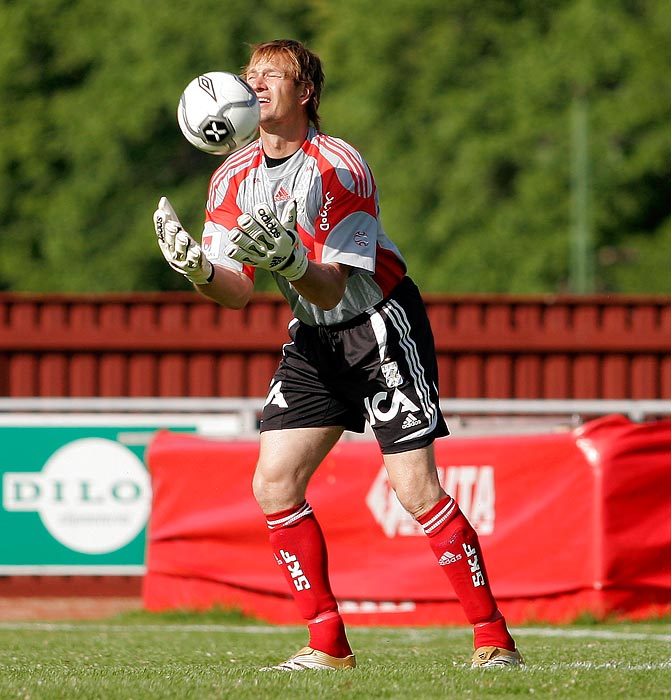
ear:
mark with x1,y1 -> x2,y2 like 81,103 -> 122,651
298,81 -> 313,106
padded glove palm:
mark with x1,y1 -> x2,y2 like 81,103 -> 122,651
153,197 -> 213,285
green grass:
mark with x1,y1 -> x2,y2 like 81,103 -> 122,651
1,610 -> 669,699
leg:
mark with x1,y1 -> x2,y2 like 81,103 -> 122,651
383,444 -> 520,665
254,426 -> 355,669
253,425 -> 343,513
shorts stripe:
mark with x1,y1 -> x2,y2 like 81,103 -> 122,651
382,299 -> 439,443
367,308 -> 389,363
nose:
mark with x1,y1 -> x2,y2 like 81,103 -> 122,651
247,74 -> 266,91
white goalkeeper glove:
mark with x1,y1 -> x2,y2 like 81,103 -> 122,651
153,196 -> 214,285
225,201 -> 309,282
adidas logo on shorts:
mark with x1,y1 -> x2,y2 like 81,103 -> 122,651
401,413 -> 422,429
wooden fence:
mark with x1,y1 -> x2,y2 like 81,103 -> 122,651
1,292 -> 670,399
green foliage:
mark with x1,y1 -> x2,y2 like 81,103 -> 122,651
1,0 -> 670,292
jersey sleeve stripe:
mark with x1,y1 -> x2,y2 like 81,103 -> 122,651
207,142 -> 261,211
317,135 -> 373,198
323,139 -> 370,198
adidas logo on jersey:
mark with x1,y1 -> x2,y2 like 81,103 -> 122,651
401,413 -> 422,429
274,186 -> 292,202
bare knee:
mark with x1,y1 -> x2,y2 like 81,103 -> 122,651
383,446 -> 445,520
394,483 -> 445,520
252,466 -> 305,514
253,426 -> 343,514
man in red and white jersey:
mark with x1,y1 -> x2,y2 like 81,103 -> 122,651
153,39 -> 522,671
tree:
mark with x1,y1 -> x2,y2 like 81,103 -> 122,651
0,0 -> 315,291
318,0 -> 671,292
1,0 -> 669,293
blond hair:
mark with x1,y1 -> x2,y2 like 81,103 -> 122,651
244,39 -> 324,130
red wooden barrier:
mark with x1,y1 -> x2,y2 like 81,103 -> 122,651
143,416 -> 671,624
1,292 -> 670,399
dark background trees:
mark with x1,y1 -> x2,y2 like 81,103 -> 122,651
1,0 -> 669,293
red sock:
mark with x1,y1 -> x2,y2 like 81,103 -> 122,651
417,496 -> 516,651
266,501 -> 352,658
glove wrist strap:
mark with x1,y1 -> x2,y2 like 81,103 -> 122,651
277,252 -> 308,282
181,259 -> 214,286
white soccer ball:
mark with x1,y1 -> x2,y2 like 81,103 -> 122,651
177,71 -> 260,156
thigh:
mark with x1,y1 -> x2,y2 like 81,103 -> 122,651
383,443 -> 445,519
253,425 -> 344,513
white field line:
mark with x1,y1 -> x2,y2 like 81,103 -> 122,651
0,623 -> 669,672
512,627 -> 671,642
527,661 -> 671,672
0,623 -> 294,634
0,622 -> 669,643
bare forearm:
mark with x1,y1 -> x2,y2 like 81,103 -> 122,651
193,265 -> 254,309
192,260 -> 349,312
290,262 -> 349,310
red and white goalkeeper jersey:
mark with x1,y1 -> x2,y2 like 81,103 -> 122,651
201,127 -> 406,326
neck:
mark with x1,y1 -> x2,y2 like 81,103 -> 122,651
260,121 -> 310,158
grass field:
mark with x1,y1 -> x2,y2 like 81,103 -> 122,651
1,609 -> 669,700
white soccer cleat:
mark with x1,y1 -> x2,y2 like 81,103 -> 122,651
471,646 -> 524,668
261,646 -> 356,671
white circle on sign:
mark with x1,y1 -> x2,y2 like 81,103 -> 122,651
38,438 -> 152,554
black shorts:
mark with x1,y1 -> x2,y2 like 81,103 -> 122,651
260,277 -> 449,454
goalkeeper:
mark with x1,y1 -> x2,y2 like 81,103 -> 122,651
154,38 -> 522,671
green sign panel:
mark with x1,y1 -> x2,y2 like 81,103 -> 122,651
0,423 -> 196,574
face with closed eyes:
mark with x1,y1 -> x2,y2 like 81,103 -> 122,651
244,59 -> 312,131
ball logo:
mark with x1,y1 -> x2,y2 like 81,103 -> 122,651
201,118 -> 231,144
3,438 -> 152,554
197,74 -> 217,102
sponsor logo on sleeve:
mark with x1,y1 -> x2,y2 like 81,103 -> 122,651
202,230 -> 221,258
354,231 -> 369,247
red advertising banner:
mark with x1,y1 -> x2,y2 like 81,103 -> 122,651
143,415 -> 671,625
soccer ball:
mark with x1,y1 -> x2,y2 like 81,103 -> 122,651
177,71 -> 260,156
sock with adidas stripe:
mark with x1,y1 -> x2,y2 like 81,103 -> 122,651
417,495 -> 516,651
266,501 -> 352,659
